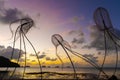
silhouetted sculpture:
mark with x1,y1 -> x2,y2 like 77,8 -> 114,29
51,34 -> 108,80
108,75 -> 118,80
94,7 -> 119,79
2,17 -> 42,79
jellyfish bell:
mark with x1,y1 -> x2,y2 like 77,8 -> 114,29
94,7 -> 119,79
62,40 -> 71,50
94,7 -> 113,31
6,17 -> 43,79
9,17 -> 34,41
20,17 -> 34,34
51,34 -> 64,47
21,17 -> 34,27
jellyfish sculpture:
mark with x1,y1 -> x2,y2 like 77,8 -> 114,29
2,17 -> 42,79
94,7 -> 119,79
51,34 -> 108,79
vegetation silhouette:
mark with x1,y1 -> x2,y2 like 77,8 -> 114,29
94,7 -> 119,80
0,56 -> 20,67
51,34 -> 108,80
1,17 -> 42,79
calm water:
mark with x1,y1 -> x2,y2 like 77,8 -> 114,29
0,67 -> 120,79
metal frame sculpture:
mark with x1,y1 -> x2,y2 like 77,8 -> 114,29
2,17 -> 42,79
51,34 -> 109,79
94,7 -> 119,80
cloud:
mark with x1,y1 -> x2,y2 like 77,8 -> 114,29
38,54 -> 46,59
29,52 -> 46,59
68,30 -> 77,35
72,37 -> 84,44
83,25 -> 120,51
68,29 -> 85,48
67,15 -> 85,46
0,0 -> 27,24
87,25 -> 105,50
68,29 -> 84,36
0,46 -> 24,60
72,16 -> 85,23
46,57 -> 57,61
82,54 -> 98,63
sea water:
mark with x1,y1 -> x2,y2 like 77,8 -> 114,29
0,67 -> 120,79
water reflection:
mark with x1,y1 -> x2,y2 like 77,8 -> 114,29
0,67 -> 120,79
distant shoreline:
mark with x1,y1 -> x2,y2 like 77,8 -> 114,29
1,67 -> 120,69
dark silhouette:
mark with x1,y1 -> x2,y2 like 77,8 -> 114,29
108,75 -> 118,80
9,17 -> 42,79
51,34 -> 64,70
94,7 -> 119,80
2,17 -> 42,79
52,34 -> 77,79
0,56 -> 20,67
51,34 -> 108,80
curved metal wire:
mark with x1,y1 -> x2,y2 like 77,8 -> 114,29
52,34 -> 77,79
1,18 -> 42,79
51,34 -> 109,79
106,31 -> 118,76
1,24 -> 20,79
97,31 -> 107,79
51,34 -> 64,70
65,44 -> 109,78
23,33 -> 42,79
55,47 -> 64,70
94,7 -> 119,79
22,33 -> 27,79
9,32 -> 22,79
9,19 -> 25,79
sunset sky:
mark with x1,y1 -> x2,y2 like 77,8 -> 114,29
0,0 -> 120,67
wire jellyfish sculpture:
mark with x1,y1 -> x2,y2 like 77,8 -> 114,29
51,34 -> 109,80
1,17 -> 42,79
94,7 -> 119,80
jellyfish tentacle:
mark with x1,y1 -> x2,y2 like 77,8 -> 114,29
65,46 -> 109,78
94,7 -> 119,79
61,40 -> 106,77
61,44 -> 77,79
23,32 -> 42,79
22,33 -> 27,79
61,40 -> 107,76
97,31 -> 107,79
9,19 -> 26,40
54,36 -> 77,79
108,34 -> 120,47
106,31 -> 119,76
55,47 -> 64,70
9,19 -> 21,39
52,34 -> 109,79
110,31 -> 120,41
9,32 -> 22,79
62,41 -> 102,72
62,40 -> 71,50
4,17 -> 40,79
9,19 -> 25,79
114,42 -> 118,75
51,34 -> 64,70
9,18 -> 33,41
1,24 -> 21,79
10,26 -> 21,60
108,31 -> 119,75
